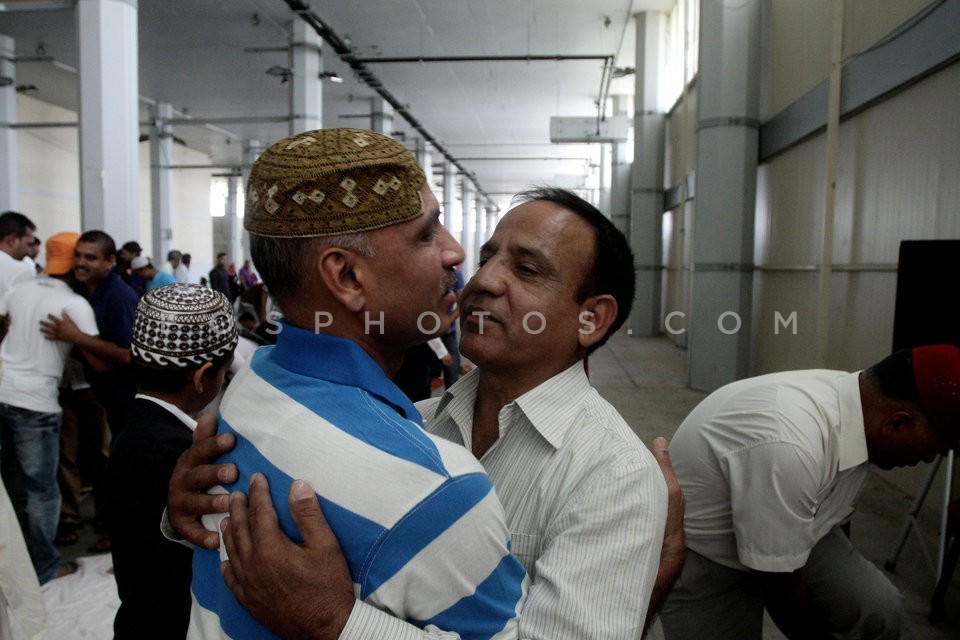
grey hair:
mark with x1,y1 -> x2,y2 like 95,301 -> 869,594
249,232 -> 375,312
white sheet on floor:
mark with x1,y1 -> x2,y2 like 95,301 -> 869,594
0,482 -> 46,640
8,554 -> 118,640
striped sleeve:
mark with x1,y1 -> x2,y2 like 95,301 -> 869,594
190,360 -> 527,639
362,471 -> 527,638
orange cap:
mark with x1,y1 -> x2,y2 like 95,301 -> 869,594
45,231 -> 80,276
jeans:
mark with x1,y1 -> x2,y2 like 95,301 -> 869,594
0,403 -> 63,584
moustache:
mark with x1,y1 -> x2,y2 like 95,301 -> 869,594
441,272 -> 458,294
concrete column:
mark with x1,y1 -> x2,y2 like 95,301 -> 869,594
486,208 -> 498,242
442,160 -> 457,230
150,102 -> 173,263
290,19 -> 322,134
629,11 -> 668,337
0,36 -> 17,212
240,139 -> 263,262
224,173 -> 243,269
687,0 -> 761,390
77,0 -> 139,240
599,144 -> 610,217
474,192 -> 485,269
371,97 -> 393,136
413,138 -> 434,190
461,179 -> 475,281
610,94 -> 632,234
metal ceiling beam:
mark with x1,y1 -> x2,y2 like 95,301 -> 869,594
161,115 -> 291,127
282,0 -> 499,209
457,156 -> 592,162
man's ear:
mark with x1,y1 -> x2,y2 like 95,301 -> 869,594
881,408 -> 920,437
577,294 -> 618,350
317,248 -> 366,312
191,362 -> 214,394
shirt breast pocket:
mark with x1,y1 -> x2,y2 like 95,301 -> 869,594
509,532 -> 541,576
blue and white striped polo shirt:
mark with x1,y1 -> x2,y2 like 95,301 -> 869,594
189,323 -> 527,639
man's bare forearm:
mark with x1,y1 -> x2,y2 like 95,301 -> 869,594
73,332 -> 130,371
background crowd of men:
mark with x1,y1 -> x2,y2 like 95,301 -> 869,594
0,210 -> 255,587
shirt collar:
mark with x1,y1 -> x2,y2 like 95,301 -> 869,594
271,321 -> 422,424
432,360 -> 592,450
135,394 -> 198,431
88,271 -> 123,301
513,362 -> 592,449
838,371 -> 869,471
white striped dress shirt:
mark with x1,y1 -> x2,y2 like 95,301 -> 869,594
341,361 -> 668,639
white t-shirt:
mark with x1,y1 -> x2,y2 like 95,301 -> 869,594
0,276 -> 99,413
0,251 -> 35,299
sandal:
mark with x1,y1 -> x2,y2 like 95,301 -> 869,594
87,535 -> 112,553
54,524 -> 80,546
53,561 -> 79,579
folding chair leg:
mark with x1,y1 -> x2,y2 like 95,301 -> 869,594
930,535 -> 959,623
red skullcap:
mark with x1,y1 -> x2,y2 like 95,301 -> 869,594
912,344 -> 960,443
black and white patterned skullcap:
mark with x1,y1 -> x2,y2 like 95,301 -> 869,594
131,283 -> 238,369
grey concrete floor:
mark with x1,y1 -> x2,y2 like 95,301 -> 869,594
589,330 -> 960,639
59,330 -> 960,638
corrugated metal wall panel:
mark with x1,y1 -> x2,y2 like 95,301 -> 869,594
754,137 -> 826,266
761,0 -> 833,120
843,0 -> 933,58
753,62 -> 959,374
841,63 -> 960,265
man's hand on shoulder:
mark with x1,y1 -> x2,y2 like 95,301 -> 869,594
167,414 -> 238,549
644,436 -> 686,635
221,474 -> 355,640
40,311 -> 83,343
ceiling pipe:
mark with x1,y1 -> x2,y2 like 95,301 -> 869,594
0,0 -> 76,11
352,54 -> 612,64
283,0 -> 501,207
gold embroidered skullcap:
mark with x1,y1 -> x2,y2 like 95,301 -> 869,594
244,128 -> 426,238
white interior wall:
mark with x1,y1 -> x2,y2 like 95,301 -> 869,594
137,144 -> 217,275
13,93 -> 214,267
15,95 -> 81,235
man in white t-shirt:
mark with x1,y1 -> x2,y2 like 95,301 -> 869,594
0,211 -> 37,340
0,231 -> 99,584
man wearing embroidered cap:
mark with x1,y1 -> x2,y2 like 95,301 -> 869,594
0,231 -> 98,584
659,345 -> 960,640
109,283 -> 237,640
186,128 -> 528,640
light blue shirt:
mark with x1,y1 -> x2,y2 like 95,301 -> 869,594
146,271 -> 176,290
